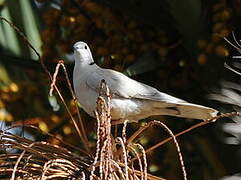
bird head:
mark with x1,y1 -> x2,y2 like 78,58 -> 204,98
73,41 -> 94,65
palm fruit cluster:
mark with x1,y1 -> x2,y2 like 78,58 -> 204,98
40,0 -> 170,71
0,83 -> 18,122
197,2 -> 232,65
0,78 -> 76,144
39,0 -> 235,72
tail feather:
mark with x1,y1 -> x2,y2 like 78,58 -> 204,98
152,102 -> 218,120
174,103 -> 218,120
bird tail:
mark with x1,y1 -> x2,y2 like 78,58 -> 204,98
153,102 -> 218,120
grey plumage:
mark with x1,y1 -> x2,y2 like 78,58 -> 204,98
73,41 -> 218,124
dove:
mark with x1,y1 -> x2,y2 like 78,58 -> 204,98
73,41 -> 218,124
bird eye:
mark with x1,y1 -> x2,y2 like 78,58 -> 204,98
84,45 -> 87,49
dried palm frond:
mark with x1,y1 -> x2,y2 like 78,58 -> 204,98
0,80 -> 166,180
0,128 -> 91,179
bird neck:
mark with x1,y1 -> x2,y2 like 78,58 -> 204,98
75,57 -> 95,67
74,57 -> 98,77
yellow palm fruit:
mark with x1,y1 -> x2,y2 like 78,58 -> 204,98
69,99 -> 76,107
215,45 -> 229,57
5,114 -> 13,122
50,134 -> 62,145
9,83 -> 19,92
63,125 -> 72,135
51,114 -> 60,123
0,110 -> 6,120
39,121 -> 49,133
60,16 -> 75,28
197,53 -> 207,65
0,100 -> 4,108
69,16 -> 76,23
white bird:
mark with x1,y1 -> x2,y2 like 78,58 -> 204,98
73,41 -> 218,124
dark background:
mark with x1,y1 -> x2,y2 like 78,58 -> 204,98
1,0 -> 241,179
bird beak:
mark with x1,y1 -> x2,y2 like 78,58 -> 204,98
73,45 -> 79,51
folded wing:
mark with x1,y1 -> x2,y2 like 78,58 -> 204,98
86,68 -> 186,103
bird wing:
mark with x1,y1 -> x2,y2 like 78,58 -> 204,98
86,68 -> 186,103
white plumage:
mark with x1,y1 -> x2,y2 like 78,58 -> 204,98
73,41 -> 218,124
